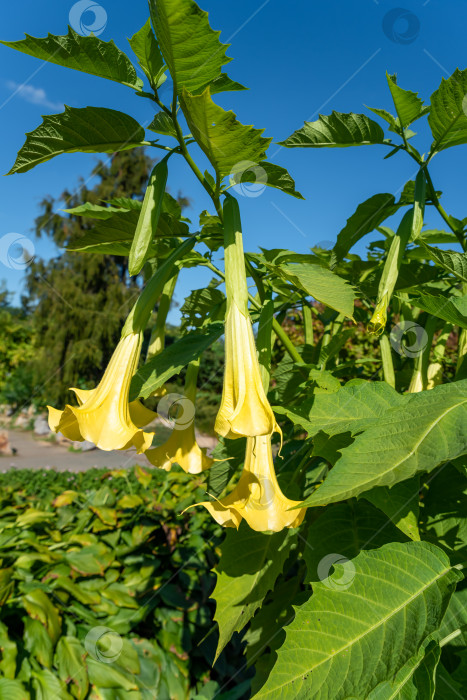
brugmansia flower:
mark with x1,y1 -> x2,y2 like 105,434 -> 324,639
145,361 -> 213,474
215,302 -> 275,438
190,433 -> 305,532
48,332 -> 156,452
215,194 -> 275,438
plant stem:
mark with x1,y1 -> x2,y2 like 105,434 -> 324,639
205,261 -> 304,365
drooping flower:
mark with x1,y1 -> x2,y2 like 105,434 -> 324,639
368,292 -> 389,336
191,433 -> 305,532
48,332 -> 156,452
215,194 -> 275,439
215,302 -> 275,438
145,361 -> 213,474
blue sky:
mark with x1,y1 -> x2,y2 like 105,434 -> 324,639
1,0 -> 466,322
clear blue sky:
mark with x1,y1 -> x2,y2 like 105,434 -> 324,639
1,0 -> 466,321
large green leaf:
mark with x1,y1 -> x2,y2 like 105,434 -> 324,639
22,589 -> 61,644
150,0 -> 231,94
130,322 -> 224,399
331,193 -> 399,266
367,640 -> 440,700
275,261 -> 355,319
386,73 -> 428,130
253,542 -> 461,700
280,111 -> 386,148
420,463 -> 467,566
302,381 -> 467,507
0,27 -> 142,90
418,241 -> 467,282
302,500 -> 408,586
128,19 -> 166,89
32,668 -> 74,700
8,107 -> 145,174
55,637 -> 89,700
180,88 -> 271,178
0,679 -> 30,700
228,161 -> 304,199
275,380 -> 403,437
409,291 -> 467,329
362,476 -> 420,541
212,523 -> 296,661
428,68 -> 467,152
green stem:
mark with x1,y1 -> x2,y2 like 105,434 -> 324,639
424,167 -> 465,249
205,260 -> 304,365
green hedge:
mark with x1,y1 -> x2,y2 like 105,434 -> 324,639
0,467 -> 251,699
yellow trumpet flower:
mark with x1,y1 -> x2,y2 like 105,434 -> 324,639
215,195 -> 275,439
215,302 -> 275,439
145,361 -> 213,474
145,421 -> 213,474
191,433 -> 305,532
47,332 -> 156,452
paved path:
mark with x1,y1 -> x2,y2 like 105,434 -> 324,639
0,428 -> 218,472
0,430 -> 150,472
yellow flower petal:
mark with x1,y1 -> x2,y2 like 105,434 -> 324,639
215,303 -> 275,439
48,333 -> 154,452
146,423 -> 213,474
191,434 -> 305,532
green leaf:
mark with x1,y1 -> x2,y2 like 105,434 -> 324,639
228,161 -> 303,199
128,19 -> 165,89
8,107 -> 145,174
180,285 -> 225,330
63,202 -> 131,220
435,664 -> 464,699
129,157 -> 169,275
24,618 -> 53,668
148,111 -> 178,138
280,111 -> 385,148
196,73 -> 248,95
212,522 -> 297,661
130,322 -> 224,399
367,640 -> 440,700
276,262 -> 355,319
22,589 -> 61,645
0,679 -> 30,700
428,68 -> 467,153
418,241 -> 467,282
32,668 -> 74,700
420,463 -> 467,566
303,500 -> 408,586
274,381 -> 403,437
386,73 -> 427,130
409,291 -> 467,329
331,193 -> 399,266
0,27 -> 142,90
303,381 -> 467,507
362,476 -> 420,541
150,0 -> 231,95
67,209 -> 188,255
439,587 -> 467,648
367,106 -> 398,132
180,88 -> 271,178
253,542 -> 461,700
55,637 -> 88,700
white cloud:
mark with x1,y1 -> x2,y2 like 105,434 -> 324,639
6,81 -> 63,111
